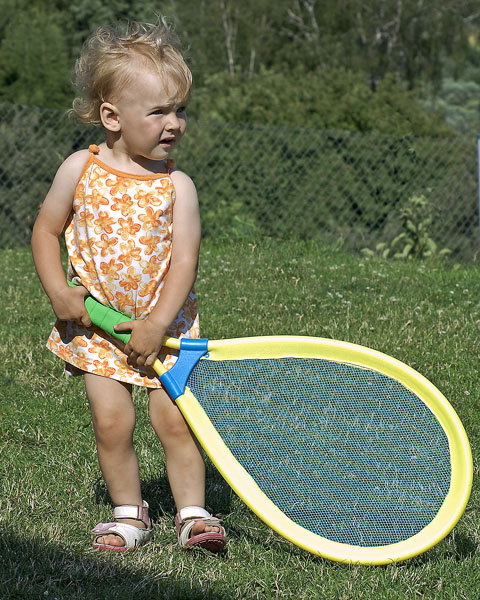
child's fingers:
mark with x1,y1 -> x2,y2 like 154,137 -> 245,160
72,285 -> 92,327
123,342 -> 159,368
123,340 -> 134,356
80,311 -> 92,328
114,321 -> 133,332
53,284 -> 93,325
129,351 -> 159,368
113,320 -> 162,367
123,344 -> 158,367
144,351 -> 159,368
126,351 -> 140,366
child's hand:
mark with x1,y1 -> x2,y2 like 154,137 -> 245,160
50,285 -> 92,327
114,318 -> 165,367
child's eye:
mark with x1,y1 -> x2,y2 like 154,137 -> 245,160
150,107 -> 186,116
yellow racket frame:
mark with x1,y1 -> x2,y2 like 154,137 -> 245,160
153,335 -> 472,565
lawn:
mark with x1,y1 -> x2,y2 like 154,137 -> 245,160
0,240 -> 479,599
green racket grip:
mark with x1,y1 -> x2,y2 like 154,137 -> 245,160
85,296 -> 133,344
67,281 -> 132,344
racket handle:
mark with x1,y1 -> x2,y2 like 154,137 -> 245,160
84,297 -> 167,376
67,281 -> 132,343
84,295 -> 133,344
67,281 -> 168,376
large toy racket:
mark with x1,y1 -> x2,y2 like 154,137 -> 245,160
79,291 -> 472,564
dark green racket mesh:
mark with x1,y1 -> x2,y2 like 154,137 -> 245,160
187,357 -> 451,547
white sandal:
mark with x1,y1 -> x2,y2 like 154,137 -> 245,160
175,506 -> 226,553
91,501 -> 153,552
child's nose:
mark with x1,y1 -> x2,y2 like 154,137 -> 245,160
165,111 -> 181,130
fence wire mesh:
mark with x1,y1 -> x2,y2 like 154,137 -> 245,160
1,102 -> 478,260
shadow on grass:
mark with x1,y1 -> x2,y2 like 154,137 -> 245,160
408,530 -> 477,568
0,528 -> 230,600
447,531 -> 477,560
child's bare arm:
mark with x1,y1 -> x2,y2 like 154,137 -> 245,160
115,170 -> 201,367
31,151 -> 92,327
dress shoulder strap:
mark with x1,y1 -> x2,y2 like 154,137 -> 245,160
87,145 -> 172,174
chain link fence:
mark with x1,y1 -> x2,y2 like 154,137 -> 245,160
1,102 -> 478,260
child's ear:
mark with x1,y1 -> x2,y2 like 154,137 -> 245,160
100,102 -> 120,132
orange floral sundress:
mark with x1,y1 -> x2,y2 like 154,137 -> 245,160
47,145 -> 199,388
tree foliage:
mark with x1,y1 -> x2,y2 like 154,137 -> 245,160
0,0 -> 479,133
0,6 -> 70,107
191,68 -> 452,135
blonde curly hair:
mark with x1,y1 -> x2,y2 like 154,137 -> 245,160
70,20 -> 192,124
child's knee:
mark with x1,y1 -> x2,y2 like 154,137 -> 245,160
164,410 -> 191,439
153,408 -> 192,445
92,410 -> 135,443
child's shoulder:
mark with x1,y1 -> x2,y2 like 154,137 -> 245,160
170,168 -> 196,190
56,149 -> 91,180
169,169 -> 199,210
50,149 -> 91,190
63,148 -> 91,170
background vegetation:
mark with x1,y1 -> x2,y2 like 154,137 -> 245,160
1,0 -> 480,135
1,103 -> 476,260
2,1 -> 480,261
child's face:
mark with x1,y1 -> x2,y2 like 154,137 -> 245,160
111,65 -> 187,163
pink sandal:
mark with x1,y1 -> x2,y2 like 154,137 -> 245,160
175,506 -> 226,553
91,501 -> 153,552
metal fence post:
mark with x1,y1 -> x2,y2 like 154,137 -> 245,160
477,133 -> 480,246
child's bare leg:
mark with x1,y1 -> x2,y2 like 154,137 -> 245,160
85,373 -> 145,547
148,387 -> 220,537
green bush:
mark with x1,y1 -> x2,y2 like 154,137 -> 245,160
191,68 -> 453,137
180,121 -> 476,258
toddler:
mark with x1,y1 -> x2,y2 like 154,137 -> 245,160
31,20 -> 226,553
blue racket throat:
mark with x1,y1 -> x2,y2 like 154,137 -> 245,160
160,338 -> 209,400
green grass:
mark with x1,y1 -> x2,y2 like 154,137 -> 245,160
1,240 -> 479,599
